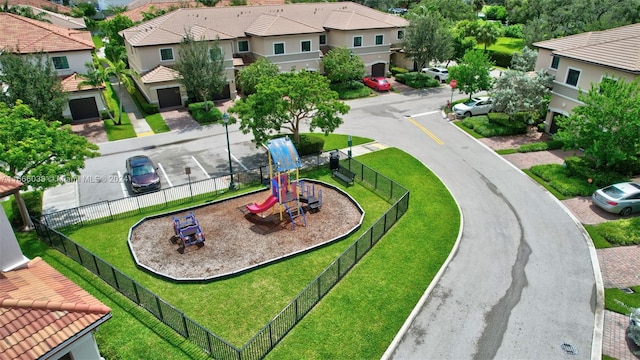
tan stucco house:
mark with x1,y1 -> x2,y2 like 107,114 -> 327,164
0,13 -> 104,122
533,23 -> 640,132
119,2 -> 408,109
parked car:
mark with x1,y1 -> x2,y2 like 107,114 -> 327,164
363,76 -> 391,91
125,155 -> 161,194
452,97 -> 494,118
421,67 -> 449,82
592,182 -> 640,216
388,7 -> 407,15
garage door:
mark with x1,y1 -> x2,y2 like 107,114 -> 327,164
371,63 -> 386,78
69,97 -> 99,121
212,84 -> 231,101
157,87 -> 182,109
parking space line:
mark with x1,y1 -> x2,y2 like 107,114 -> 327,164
191,156 -> 211,179
117,170 -> 128,197
157,163 -> 173,187
227,150 -> 249,171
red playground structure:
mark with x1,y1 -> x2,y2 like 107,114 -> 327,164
171,211 -> 205,253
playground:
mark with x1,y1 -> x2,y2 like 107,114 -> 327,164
128,137 -> 363,280
129,183 -> 363,280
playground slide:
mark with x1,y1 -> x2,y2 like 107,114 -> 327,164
246,195 -> 279,214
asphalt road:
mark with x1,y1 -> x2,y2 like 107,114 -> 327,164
334,90 -> 600,359
43,86 -> 601,359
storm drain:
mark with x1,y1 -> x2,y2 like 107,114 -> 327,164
560,342 -> 578,355
621,287 -> 635,294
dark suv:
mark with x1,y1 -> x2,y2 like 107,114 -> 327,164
125,155 -> 161,194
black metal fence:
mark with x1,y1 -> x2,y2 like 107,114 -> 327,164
33,153 -> 409,360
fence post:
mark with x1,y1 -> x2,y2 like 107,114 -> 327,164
156,296 -> 163,320
133,282 -> 140,304
182,316 -> 189,338
92,255 -> 100,276
75,243 -> 83,264
77,208 -> 84,227
107,200 -> 113,221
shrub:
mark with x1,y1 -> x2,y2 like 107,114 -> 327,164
517,140 -> 564,153
390,67 -> 409,76
188,102 -> 223,124
394,72 -> 440,89
460,115 -> 527,136
510,111 -> 535,125
563,156 -> 628,188
487,112 -> 510,126
486,50 -> 513,68
529,164 -> 598,197
504,24 -> 524,38
132,88 -> 160,114
484,6 -> 508,22
296,134 -> 324,156
330,81 -> 371,100
10,191 -> 42,227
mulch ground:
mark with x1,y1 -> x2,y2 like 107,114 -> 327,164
129,182 -> 363,280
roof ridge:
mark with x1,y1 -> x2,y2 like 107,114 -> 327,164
0,297 -> 112,314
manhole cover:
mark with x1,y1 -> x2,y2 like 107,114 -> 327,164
560,342 -> 578,355
621,287 -> 635,294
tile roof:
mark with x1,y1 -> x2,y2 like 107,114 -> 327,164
140,65 -> 180,82
60,73 -> 105,92
121,2 -> 408,47
113,1 -> 203,23
3,0 -> 72,14
25,6 -> 87,29
0,13 -> 94,54
0,257 -> 111,360
533,23 -> 640,73
0,173 -> 23,198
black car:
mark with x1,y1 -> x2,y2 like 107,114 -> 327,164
125,155 -> 161,193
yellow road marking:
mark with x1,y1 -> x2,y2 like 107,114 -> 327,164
136,131 -> 155,137
407,117 -> 444,145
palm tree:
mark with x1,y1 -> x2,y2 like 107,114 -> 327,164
100,58 -> 138,125
75,61 -> 114,122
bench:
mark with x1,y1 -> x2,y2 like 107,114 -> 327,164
332,165 -> 355,186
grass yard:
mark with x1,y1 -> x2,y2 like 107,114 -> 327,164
146,113 -> 171,133
267,148 -> 459,359
59,162 -> 396,346
481,37 -> 525,53
24,147 -> 457,358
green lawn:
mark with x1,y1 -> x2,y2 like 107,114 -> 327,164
480,37 -> 525,53
22,147 -> 457,358
146,113 -> 171,133
103,83 -> 137,140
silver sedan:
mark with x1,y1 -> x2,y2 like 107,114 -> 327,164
592,182 -> 640,216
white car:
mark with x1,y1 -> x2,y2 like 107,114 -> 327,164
453,97 -> 494,118
421,67 -> 449,82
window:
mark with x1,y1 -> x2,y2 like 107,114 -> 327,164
319,34 -> 326,45
52,56 -> 69,70
565,68 -> 580,87
274,42 -> 285,55
600,77 -> 618,93
209,47 -> 223,61
160,48 -> 174,61
237,40 -> 249,52
550,56 -> 559,69
301,40 -> 311,52
375,35 -> 384,45
397,30 -> 404,40
353,36 -> 362,47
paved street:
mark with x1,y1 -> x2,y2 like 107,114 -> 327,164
49,86 -> 605,359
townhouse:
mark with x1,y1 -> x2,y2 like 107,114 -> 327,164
119,2 -> 408,109
533,23 -> 640,133
0,12 -> 104,122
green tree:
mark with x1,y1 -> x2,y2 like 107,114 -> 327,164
447,49 -> 494,99
0,100 -> 100,190
451,22 -> 477,61
491,68 -> 553,119
0,52 -> 67,122
75,60 -> 114,121
555,77 -> 640,172
1,2 -> 50,21
402,12 -> 454,69
510,46 -> 537,72
322,47 -> 365,84
70,2 -> 96,17
228,70 -> 350,145
174,34 -> 227,112
469,20 -> 501,50
99,14 -> 134,61
100,58 -> 137,125
236,58 -> 279,96
409,0 -> 475,21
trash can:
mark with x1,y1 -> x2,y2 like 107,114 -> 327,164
329,151 -> 340,171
